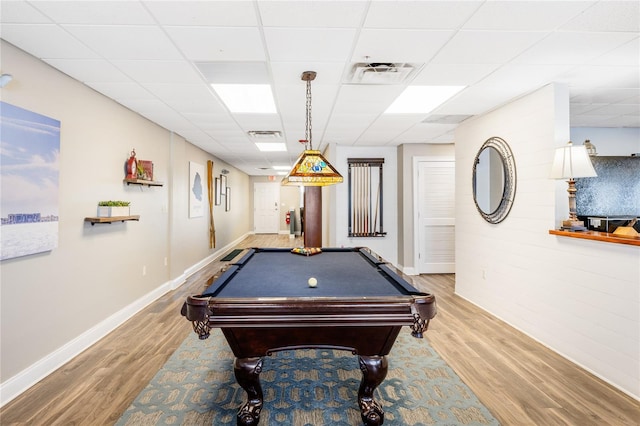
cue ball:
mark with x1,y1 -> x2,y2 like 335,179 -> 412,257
308,277 -> 317,287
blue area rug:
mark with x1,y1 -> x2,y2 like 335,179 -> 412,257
117,329 -> 499,425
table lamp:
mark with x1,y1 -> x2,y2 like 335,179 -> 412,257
550,141 -> 597,230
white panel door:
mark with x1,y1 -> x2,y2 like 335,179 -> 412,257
417,161 -> 455,274
254,182 -> 280,234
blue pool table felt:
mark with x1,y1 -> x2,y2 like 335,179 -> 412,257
204,249 -> 419,299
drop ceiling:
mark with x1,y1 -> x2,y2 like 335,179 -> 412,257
1,0 -> 638,176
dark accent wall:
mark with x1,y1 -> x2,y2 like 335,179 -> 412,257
576,156 -> 640,217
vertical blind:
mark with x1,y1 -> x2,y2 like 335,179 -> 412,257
348,158 -> 386,237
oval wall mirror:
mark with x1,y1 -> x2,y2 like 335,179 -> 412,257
472,137 -> 516,224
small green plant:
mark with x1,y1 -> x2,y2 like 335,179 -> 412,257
98,201 -> 131,207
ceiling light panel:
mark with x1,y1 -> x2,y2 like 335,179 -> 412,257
385,86 -> 465,114
212,84 -> 277,113
255,143 -> 287,152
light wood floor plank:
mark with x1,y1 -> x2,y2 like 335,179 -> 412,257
1,235 -> 638,425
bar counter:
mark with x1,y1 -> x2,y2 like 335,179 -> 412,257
549,229 -> 640,247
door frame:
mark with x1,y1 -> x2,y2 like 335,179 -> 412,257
253,182 -> 280,234
412,155 -> 455,275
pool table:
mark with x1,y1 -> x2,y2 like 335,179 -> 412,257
181,247 -> 436,426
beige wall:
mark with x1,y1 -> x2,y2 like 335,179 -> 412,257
0,41 -> 251,402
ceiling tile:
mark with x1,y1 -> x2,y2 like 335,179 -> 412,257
513,32 -> 638,65
43,59 -> 131,83
270,62 -> 345,87
29,1 -> 154,24
394,123 -> 457,143
463,1 -> 592,31
164,27 -> 266,61
364,1 -> 480,29
352,29 -> 453,63
264,28 -> 356,62
63,25 -> 182,60
196,62 -> 270,84
0,24 -> 100,59
0,1 -> 52,23
111,60 -> 203,84
561,66 -> 639,89
431,30 -> 546,64
258,1 -> 367,27
144,1 -> 258,26
87,82 -> 153,101
560,1 -> 640,32
590,38 -> 640,67
479,64 -> 574,91
411,63 -> 501,85
332,85 -> 405,114
432,84 -> 523,115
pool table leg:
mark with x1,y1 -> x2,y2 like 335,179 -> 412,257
358,355 -> 388,426
233,357 -> 264,426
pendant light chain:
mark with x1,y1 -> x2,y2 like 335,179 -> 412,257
305,78 -> 313,150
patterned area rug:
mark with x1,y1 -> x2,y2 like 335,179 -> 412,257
117,329 -> 499,425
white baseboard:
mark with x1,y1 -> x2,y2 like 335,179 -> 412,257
0,232 -> 251,407
401,266 -> 417,276
0,279 -> 173,407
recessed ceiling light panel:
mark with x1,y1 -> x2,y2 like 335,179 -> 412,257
385,86 -> 466,114
255,142 -> 287,152
212,84 -> 277,113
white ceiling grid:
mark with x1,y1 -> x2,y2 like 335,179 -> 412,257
0,0 -> 638,176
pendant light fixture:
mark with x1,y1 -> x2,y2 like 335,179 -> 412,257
281,71 -> 343,186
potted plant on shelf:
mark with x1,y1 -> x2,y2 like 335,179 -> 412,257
97,201 -> 131,217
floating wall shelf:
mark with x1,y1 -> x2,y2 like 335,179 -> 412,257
85,215 -> 140,226
124,178 -> 163,187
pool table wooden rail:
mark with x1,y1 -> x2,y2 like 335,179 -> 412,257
182,294 -> 436,337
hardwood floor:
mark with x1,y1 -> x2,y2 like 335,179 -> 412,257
1,235 -> 638,425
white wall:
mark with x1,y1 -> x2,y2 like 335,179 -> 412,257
570,127 -> 640,156
455,84 -> 640,399
0,41 -> 251,405
331,145 -> 398,265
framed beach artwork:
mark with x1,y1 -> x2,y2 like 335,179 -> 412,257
1,102 -> 60,260
189,161 -> 205,218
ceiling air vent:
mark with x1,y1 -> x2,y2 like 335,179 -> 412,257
248,130 -> 282,139
348,63 -> 417,85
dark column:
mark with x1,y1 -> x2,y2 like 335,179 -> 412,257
234,357 -> 264,426
357,355 -> 388,426
304,186 -> 322,247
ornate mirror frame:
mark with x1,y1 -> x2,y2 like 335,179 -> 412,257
472,136 -> 517,224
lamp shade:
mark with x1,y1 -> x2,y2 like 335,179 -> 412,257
550,142 -> 597,179
281,150 -> 343,186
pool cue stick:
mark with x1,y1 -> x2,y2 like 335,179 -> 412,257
373,175 -> 380,234
207,160 -> 215,248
